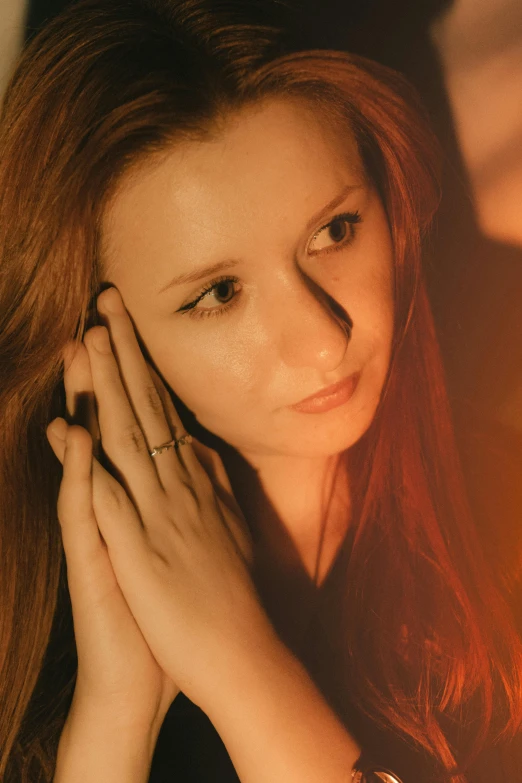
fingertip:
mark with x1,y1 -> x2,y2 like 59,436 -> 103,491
47,418 -> 67,463
63,425 -> 94,474
66,423 -> 93,451
48,416 -> 68,441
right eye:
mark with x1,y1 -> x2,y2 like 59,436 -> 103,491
177,275 -> 242,320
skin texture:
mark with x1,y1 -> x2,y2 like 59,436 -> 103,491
101,97 -> 394,581
48,289 -> 362,783
46,96 -> 393,781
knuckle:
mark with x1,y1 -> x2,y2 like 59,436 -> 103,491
94,479 -> 126,517
194,464 -> 213,493
117,421 -> 145,454
180,481 -> 202,515
83,327 -> 99,350
142,383 -> 164,418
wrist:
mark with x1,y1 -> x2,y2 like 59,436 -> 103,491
197,604 -> 281,710
62,690 -> 163,756
69,680 -> 169,738
55,701 -> 160,783
202,620 -> 361,783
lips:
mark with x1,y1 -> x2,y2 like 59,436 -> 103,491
289,372 -> 360,414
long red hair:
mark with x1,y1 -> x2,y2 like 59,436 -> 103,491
0,1 -> 520,780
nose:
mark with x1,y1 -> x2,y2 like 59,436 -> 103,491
274,270 -> 351,373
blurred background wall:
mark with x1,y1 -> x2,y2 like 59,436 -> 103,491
0,0 -> 26,97
434,0 -> 522,248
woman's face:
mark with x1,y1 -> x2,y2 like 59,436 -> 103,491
102,98 -> 394,461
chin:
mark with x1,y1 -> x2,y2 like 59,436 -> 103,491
293,422 -> 374,458
255,410 -> 378,459
197,371 -> 384,459
281,377 -> 383,457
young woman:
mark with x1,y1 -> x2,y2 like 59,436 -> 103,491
1,1 -> 521,781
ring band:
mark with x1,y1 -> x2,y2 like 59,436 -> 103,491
149,433 -> 192,457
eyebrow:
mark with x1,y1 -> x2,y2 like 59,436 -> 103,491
157,182 -> 362,294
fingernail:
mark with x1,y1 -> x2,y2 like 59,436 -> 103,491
49,417 -> 68,440
92,326 -> 111,353
98,288 -> 123,314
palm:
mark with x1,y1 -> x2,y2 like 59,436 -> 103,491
48,339 -> 180,730
68,536 -> 180,719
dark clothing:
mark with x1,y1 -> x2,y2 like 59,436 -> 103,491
150,694 -> 522,783
149,442 -> 522,783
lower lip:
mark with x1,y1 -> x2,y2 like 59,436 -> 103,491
290,373 -> 360,414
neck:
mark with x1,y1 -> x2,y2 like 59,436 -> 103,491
219,446 -> 353,585
218,445 -> 353,655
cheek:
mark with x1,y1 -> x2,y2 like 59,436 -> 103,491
147,327 -> 262,421
368,270 -> 394,353
358,223 -> 394,349
335,249 -> 394,351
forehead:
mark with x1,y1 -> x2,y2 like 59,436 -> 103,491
101,97 -> 366,278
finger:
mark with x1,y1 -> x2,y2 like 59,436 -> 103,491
54,418 -> 148,572
89,454 -> 151,593
57,424 -> 105,565
189,439 -> 233,495
53,423 -> 150,589
84,325 -> 161,510
185,439 -> 253,565
216,495 -> 254,568
63,341 -> 100,449
184,439 -> 253,566
144,382 -> 252,564
54,424 -> 139,657
149,365 -> 213,490
97,288 -> 179,489
187,437 -> 237,506
47,417 -> 68,464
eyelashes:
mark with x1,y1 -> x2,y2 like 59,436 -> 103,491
177,275 -> 241,321
177,210 -> 362,321
308,210 -> 361,255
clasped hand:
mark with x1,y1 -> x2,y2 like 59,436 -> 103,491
47,287 -> 262,733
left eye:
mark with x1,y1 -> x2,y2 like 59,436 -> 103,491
308,211 -> 361,254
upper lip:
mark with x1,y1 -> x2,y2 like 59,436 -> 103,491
292,373 -> 355,406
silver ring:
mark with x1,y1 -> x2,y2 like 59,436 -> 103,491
149,433 -> 192,457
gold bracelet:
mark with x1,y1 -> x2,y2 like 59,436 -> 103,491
351,752 -> 405,783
